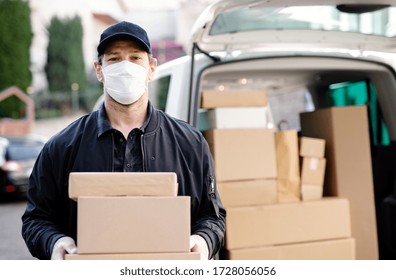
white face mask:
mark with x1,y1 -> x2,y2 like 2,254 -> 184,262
102,60 -> 149,105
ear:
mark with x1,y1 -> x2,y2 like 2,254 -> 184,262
148,58 -> 157,80
94,61 -> 104,82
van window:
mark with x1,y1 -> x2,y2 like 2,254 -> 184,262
210,5 -> 394,38
148,75 -> 171,111
327,80 -> 390,146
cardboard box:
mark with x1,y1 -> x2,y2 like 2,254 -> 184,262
277,178 -> 300,203
204,129 -> 277,181
301,157 -> 326,186
299,137 -> 326,158
69,172 -> 178,200
201,90 -> 267,108
77,196 -> 190,254
275,130 -> 300,203
301,184 -> 323,201
225,197 -> 351,250
202,107 -> 270,130
300,105 -> 378,259
227,238 -> 355,260
217,179 -> 277,208
66,252 -> 203,260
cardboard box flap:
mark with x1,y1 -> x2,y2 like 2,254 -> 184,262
69,172 -> 178,200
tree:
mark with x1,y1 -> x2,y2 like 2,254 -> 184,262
45,16 -> 86,94
0,0 -> 32,118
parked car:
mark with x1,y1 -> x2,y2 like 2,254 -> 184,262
0,134 -> 47,197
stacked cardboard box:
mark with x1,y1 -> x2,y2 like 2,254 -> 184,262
299,137 -> 326,201
66,172 -> 201,260
201,90 -> 278,208
200,90 -> 355,260
225,198 -> 354,260
201,90 -> 268,109
300,105 -> 378,260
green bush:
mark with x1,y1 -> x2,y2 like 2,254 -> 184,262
0,0 -> 32,118
45,16 -> 86,94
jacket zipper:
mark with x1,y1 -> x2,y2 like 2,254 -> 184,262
141,134 -> 146,171
209,176 -> 220,218
210,176 -> 215,198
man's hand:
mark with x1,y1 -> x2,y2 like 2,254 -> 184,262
51,236 -> 77,260
189,234 -> 209,260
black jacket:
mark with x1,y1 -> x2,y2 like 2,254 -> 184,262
21,103 -> 226,260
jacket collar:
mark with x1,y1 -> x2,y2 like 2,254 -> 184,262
97,101 -> 158,138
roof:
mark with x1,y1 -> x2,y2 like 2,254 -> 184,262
92,13 -> 118,25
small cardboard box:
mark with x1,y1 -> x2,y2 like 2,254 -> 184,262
77,196 -> 190,254
201,90 -> 267,108
227,238 -> 355,260
217,179 -> 277,208
301,157 -> 326,186
69,172 -> 178,200
204,128 -> 277,182
202,107 -> 271,130
301,184 -> 323,201
66,252 -> 203,260
225,197 -> 351,250
299,137 -> 326,158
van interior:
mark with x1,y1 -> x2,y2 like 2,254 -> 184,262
195,55 -> 396,259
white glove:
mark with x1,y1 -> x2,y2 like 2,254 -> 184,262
189,234 -> 209,260
51,236 -> 77,260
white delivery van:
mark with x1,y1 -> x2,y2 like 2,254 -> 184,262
149,0 -> 396,260
94,0 -> 396,260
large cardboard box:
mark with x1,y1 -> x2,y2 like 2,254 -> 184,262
201,90 -> 267,108
227,238 -> 355,260
217,179 -> 277,208
204,129 -> 277,182
66,252 -> 202,260
77,196 -> 190,254
300,105 -> 378,260
69,172 -> 178,200
202,107 -> 270,130
299,137 -> 326,158
225,197 -> 351,250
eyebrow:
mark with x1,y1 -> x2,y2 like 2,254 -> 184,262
106,49 -> 144,56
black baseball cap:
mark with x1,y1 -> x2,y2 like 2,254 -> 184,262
97,21 -> 152,55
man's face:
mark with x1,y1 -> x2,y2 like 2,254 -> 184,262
94,40 -> 156,83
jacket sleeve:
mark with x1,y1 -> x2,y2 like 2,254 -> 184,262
191,138 -> 226,259
21,143 -> 70,260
